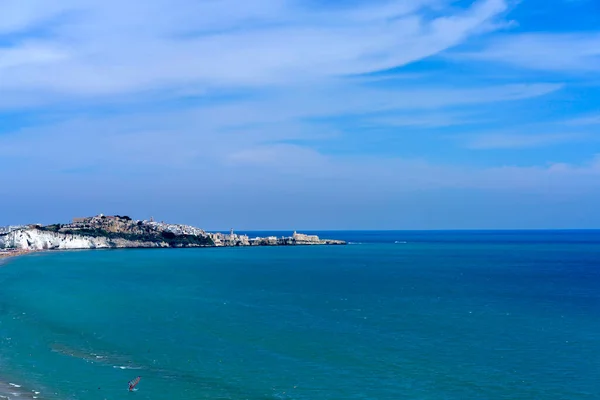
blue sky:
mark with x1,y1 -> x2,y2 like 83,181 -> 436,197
1,0 -> 599,230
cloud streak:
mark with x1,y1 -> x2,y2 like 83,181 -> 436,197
465,132 -> 589,149
456,32 -> 600,73
0,0 -> 509,99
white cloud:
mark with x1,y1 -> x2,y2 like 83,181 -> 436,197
457,32 -> 600,72
567,114 -> 600,126
1,103 -> 598,198
465,132 -> 589,149
0,81 -> 563,168
225,144 -> 328,171
0,0 -> 509,100
0,43 -> 66,69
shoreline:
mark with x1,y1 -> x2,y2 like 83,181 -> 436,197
1,218 -> 346,250
0,243 -> 345,263
0,249 -> 36,263
0,243 -> 342,256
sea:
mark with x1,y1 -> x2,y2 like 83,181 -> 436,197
1,230 -> 599,400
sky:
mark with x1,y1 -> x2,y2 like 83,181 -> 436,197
1,0 -> 599,230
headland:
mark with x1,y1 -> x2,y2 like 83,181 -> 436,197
0,214 -> 345,252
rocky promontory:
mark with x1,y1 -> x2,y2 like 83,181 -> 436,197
0,215 -> 346,251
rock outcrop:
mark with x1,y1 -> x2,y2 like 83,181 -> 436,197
0,229 -> 171,250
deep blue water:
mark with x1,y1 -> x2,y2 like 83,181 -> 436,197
1,231 -> 599,399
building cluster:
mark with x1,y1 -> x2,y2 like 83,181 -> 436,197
292,231 -> 321,243
207,229 -> 333,246
0,226 -> 28,235
67,214 -> 126,229
145,221 -> 207,237
208,229 -> 251,246
65,214 -> 134,233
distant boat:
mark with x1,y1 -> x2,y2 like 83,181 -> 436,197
394,241 -> 407,244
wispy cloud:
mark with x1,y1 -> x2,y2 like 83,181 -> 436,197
456,32 -> 600,72
0,82 -> 564,172
566,114 -> 600,126
465,132 -> 589,149
0,0 -> 509,100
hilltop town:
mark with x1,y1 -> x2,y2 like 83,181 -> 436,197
0,214 -> 346,251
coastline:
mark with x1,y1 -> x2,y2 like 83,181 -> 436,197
1,228 -> 345,251
1,216 -> 346,250
0,249 -> 35,263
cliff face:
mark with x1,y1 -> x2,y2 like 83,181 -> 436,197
0,229 -> 171,250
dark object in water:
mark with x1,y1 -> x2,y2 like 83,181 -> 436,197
128,376 -> 141,391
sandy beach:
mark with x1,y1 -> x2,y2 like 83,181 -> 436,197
0,249 -> 33,261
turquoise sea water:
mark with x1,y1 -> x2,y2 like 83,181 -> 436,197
1,231 -> 600,399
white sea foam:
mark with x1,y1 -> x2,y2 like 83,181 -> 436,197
113,365 -> 142,370
0,380 -> 44,400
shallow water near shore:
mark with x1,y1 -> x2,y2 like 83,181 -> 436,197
1,231 -> 600,399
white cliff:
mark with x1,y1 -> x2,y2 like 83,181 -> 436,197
0,229 -> 170,250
